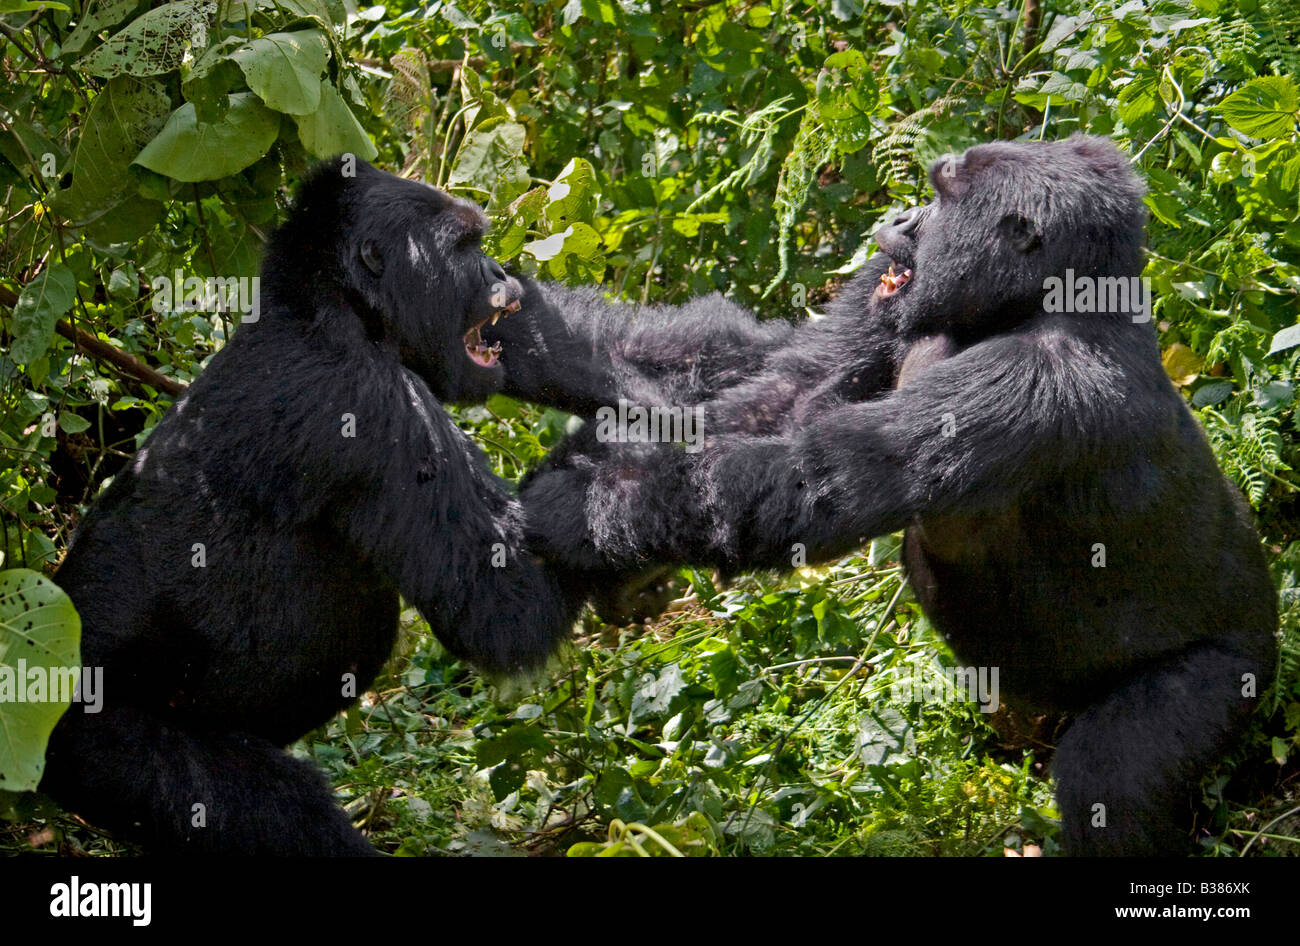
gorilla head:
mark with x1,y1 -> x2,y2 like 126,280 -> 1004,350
263,156 -> 523,404
871,136 -> 1147,338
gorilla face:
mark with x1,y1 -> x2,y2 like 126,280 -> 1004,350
277,159 -> 524,404
869,136 -> 1147,338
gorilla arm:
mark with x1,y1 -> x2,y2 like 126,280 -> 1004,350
521,329 -> 1118,573
482,275 -> 798,416
327,368 -> 581,673
488,254 -> 905,434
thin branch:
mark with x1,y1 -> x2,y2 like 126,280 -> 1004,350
0,284 -> 187,395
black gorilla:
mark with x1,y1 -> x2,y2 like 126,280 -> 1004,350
493,136 -> 1279,855
41,158 -> 581,855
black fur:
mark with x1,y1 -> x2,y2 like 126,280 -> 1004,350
509,137 -> 1279,855
40,158 -> 581,855
483,278 -> 796,416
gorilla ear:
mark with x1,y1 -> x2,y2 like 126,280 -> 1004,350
360,240 -> 384,276
997,212 -> 1041,254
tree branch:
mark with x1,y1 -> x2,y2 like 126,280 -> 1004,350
0,285 -> 187,396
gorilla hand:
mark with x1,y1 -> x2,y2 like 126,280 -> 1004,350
520,431 -> 702,575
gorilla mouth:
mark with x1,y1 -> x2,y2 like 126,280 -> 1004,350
877,263 -> 913,298
464,299 -> 520,368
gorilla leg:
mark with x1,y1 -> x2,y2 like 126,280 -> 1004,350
42,707 -> 375,856
1052,643 -> 1267,856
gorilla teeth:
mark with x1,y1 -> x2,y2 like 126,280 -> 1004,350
879,264 -> 913,294
464,322 -> 503,367
488,300 -> 520,326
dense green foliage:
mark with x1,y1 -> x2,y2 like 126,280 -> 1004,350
1,0 -> 1298,855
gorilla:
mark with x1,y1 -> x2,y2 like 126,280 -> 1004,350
40,157 -> 582,855
490,136 -> 1279,856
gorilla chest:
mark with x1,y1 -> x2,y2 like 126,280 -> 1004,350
178,528 -> 402,734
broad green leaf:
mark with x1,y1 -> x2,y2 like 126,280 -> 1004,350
53,77 -> 170,224
492,186 -> 547,259
1192,380 -> 1234,408
294,81 -> 378,161
84,194 -> 166,243
0,0 -> 68,10
135,93 -> 280,182
440,3 -> 477,29
458,69 -> 509,132
482,11 -> 537,47
254,0 -> 344,22
1220,77 -> 1300,140
524,226 -> 572,262
57,413 -> 90,434
107,264 -> 137,297
181,36 -> 247,114
447,117 -> 526,186
205,219 -> 264,278
0,569 -> 82,792
61,0 -> 140,56
1117,74 -> 1158,126
76,0 -> 213,79
10,264 -> 76,365
543,157 -> 598,227
231,30 -> 330,115
1268,323 -> 1300,356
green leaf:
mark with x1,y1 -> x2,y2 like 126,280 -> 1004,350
1192,380 -> 1234,408
491,186 -> 547,260
61,0 -> 140,56
85,195 -> 166,243
0,0 -> 69,10
294,81 -> 378,161
448,117 -> 526,186
1268,322 -> 1300,356
1272,736 -> 1289,765
52,77 -> 170,225
0,569 -> 82,792
10,264 -> 76,365
1219,77 -> 1300,140
485,394 -> 521,419
107,264 -> 137,297
230,30 -> 330,116
439,3 -> 477,29
543,157 -> 598,227
1117,74 -> 1157,127
76,1 -> 213,79
57,413 -> 91,434
253,0 -> 343,22
523,226 -> 571,262
135,93 -> 280,182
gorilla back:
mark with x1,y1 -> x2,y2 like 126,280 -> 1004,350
41,158 -> 580,854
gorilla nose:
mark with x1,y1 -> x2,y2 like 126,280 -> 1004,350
890,208 -> 922,232
486,258 -> 507,283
